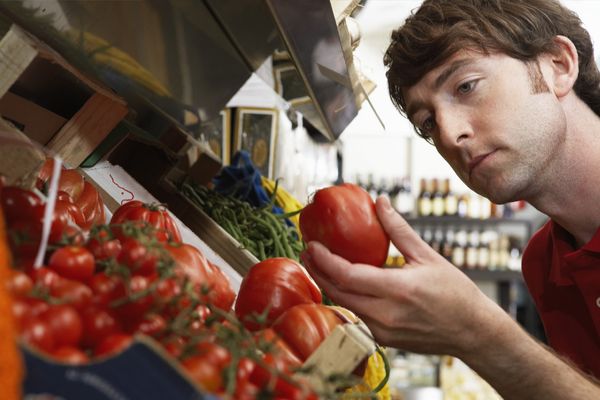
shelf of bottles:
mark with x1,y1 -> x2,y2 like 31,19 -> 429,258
357,176 -> 531,275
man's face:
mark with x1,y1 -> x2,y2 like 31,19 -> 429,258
403,50 -> 566,203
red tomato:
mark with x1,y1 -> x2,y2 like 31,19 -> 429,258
117,238 -> 160,276
110,200 -> 181,243
300,183 -> 390,266
51,346 -> 90,364
95,333 -> 132,357
37,159 -> 105,229
183,356 -> 223,392
40,304 -> 83,347
182,342 -> 231,392
21,317 -> 56,353
88,272 -> 124,308
5,270 -> 34,297
235,258 -> 322,331
166,243 -> 235,311
12,298 -> 50,330
0,186 -> 42,224
86,229 -> 121,261
81,307 -> 122,348
112,275 -> 154,321
249,353 -> 316,400
127,313 -> 166,338
6,219 -> 41,261
271,303 -> 343,362
49,246 -> 95,282
51,278 -> 93,311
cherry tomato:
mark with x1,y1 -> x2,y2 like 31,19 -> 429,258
86,229 -> 121,261
117,238 -> 159,276
5,270 -> 34,297
300,183 -> 390,266
88,272 -> 124,308
51,346 -> 90,364
49,246 -> 95,282
51,278 -> 93,311
94,333 -> 132,357
113,275 -> 154,321
81,307 -> 122,349
21,317 -> 56,353
40,304 -> 83,347
127,313 -> 166,338
235,258 -> 322,331
12,298 -> 50,330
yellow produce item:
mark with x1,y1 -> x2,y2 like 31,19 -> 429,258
65,30 -> 171,97
261,177 -> 304,235
0,204 -> 23,400
343,348 -> 391,399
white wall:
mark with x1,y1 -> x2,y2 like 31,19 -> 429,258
341,0 -> 600,189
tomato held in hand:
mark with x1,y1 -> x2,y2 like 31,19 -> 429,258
271,303 -> 343,362
299,183 -> 390,266
110,200 -> 181,242
235,258 -> 322,331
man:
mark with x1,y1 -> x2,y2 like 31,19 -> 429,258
301,0 -> 600,398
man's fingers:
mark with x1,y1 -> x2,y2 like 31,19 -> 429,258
303,241 -> 396,298
376,196 -> 431,262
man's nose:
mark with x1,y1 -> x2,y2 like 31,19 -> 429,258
436,107 -> 472,146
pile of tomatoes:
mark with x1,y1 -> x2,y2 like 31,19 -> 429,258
1,166 -> 353,399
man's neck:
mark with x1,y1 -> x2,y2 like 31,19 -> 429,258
528,97 -> 600,247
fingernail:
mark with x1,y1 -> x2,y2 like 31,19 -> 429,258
380,196 -> 393,212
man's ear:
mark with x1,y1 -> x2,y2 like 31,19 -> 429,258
546,35 -> 579,98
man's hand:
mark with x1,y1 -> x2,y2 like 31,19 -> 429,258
301,195 -> 503,358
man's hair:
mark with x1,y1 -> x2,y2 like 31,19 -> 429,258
384,0 -> 600,135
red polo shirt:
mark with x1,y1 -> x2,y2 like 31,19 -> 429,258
522,220 -> 600,378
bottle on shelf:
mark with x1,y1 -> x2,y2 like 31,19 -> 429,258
498,235 -> 511,270
431,179 -> 445,217
477,229 -> 491,269
452,226 -> 468,268
465,229 -> 480,269
417,178 -> 433,217
442,227 -> 455,261
442,178 -> 458,216
457,194 -> 469,218
431,226 -> 445,254
398,177 -> 414,216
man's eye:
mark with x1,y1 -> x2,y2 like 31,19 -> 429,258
421,117 -> 435,132
457,80 -> 476,94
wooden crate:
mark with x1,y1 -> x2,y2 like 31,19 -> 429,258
0,24 -> 128,167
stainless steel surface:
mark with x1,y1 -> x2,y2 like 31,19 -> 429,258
0,0 -> 359,141
267,0 -> 358,140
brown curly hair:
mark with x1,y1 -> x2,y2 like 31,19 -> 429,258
384,0 -> 600,139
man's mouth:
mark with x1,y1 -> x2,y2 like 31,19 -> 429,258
468,150 -> 496,178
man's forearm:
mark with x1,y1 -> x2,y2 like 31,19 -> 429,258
461,311 -> 599,399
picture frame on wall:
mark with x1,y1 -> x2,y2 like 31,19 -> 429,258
201,109 -> 231,165
233,107 -> 278,178
273,63 -> 312,106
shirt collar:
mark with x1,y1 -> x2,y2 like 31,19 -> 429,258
549,221 -> 600,286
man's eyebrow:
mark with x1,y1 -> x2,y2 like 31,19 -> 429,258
406,58 -> 475,122
434,58 -> 474,89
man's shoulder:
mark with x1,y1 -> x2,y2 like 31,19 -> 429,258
521,220 -> 553,282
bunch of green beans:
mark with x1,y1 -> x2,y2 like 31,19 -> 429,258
181,182 -> 303,261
